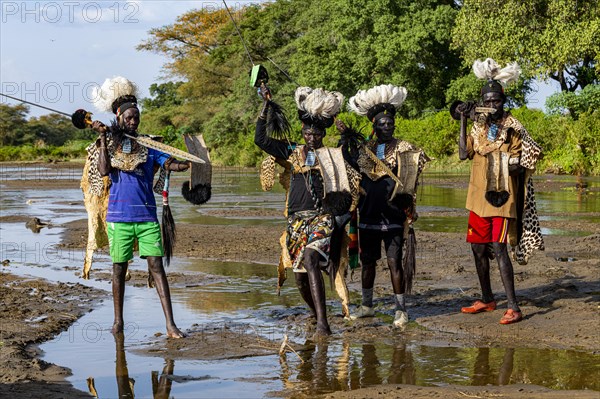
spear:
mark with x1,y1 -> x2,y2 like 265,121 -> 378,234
0,92 -> 203,164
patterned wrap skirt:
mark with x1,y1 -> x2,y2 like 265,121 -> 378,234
286,210 -> 333,272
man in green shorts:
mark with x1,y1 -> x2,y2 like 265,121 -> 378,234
91,77 -> 190,338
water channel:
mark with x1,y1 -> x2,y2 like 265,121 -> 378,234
1,165 -> 598,397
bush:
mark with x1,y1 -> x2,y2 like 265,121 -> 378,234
0,141 -> 88,162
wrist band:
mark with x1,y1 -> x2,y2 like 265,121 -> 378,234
163,157 -> 174,170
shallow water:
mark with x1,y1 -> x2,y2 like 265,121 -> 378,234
1,165 -> 599,397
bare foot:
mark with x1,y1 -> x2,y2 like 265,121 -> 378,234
166,326 -> 186,339
112,322 -> 124,334
315,323 -> 331,336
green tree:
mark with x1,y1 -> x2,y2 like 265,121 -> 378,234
545,84 -> 600,117
272,0 -> 464,116
0,103 -> 30,145
142,82 -> 184,110
28,113 -> 89,146
452,0 -> 599,92
138,0 -> 466,164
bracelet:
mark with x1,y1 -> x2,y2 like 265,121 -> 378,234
163,157 -> 174,170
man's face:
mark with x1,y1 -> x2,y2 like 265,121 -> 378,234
374,115 -> 395,142
482,92 -> 505,120
302,126 -> 325,150
120,108 -> 140,132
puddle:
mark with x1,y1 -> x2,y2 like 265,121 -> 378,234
281,342 -> 600,394
555,257 -> 578,262
41,321 -> 600,397
2,166 -> 600,397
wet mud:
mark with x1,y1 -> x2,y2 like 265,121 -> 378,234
0,162 -> 598,398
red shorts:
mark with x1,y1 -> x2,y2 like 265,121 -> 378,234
466,211 -> 509,244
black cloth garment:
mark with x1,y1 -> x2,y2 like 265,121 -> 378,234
255,118 -> 324,215
358,168 -> 406,230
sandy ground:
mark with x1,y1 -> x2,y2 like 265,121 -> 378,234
0,162 -> 599,398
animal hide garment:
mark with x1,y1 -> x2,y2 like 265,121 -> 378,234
182,134 -> 212,205
315,147 -> 352,216
393,150 -> 421,198
485,151 -> 510,207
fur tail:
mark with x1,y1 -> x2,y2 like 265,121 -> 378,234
322,191 -> 353,217
162,204 -> 176,267
337,123 -> 365,163
182,182 -> 211,205
161,171 -> 176,267
403,226 -> 416,294
485,190 -> 510,207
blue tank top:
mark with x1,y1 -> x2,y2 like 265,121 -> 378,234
106,148 -> 170,222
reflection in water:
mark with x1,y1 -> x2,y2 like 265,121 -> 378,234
471,348 -> 514,386
388,343 -> 416,386
294,340 -> 347,394
285,341 -> 418,395
280,341 -> 599,396
87,333 -> 174,399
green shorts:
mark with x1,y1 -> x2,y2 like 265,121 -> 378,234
107,222 -> 163,263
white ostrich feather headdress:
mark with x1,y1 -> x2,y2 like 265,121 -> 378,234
472,58 -> 521,86
91,76 -> 139,114
348,84 -> 407,121
295,87 -> 345,129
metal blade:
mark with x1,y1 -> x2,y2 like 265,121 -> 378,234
475,107 -> 497,114
126,134 -> 205,164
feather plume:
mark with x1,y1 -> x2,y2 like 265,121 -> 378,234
472,58 -> 500,81
91,76 -> 139,113
266,100 -> 291,139
295,87 -> 344,120
294,87 -> 313,111
337,122 -> 365,162
473,58 -> 521,86
348,84 -> 407,116
494,62 -> 521,85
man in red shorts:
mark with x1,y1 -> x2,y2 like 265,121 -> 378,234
455,59 -> 542,325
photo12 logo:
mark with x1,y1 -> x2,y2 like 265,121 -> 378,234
1,1 -> 140,24
1,81 -> 100,105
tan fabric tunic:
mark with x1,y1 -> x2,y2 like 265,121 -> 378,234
465,113 -> 523,218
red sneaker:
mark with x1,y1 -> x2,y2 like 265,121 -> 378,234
461,300 -> 497,314
499,309 -> 523,324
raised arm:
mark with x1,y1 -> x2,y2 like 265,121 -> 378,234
458,112 -> 469,160
255,100 -> 293,159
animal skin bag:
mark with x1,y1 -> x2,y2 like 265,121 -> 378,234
485,151 -> 510,207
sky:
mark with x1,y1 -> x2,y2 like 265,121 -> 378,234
0,0 -> 260,120
1,0 -> 560,121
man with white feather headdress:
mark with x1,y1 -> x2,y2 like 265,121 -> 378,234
86,76 -> 190,338
453,59 -> 543,325
344,84 -> 428,328
255,86 -> 361,336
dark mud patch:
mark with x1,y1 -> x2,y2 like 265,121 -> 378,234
0,272 -> 106,398
317,384 -> 600,399
132,323 -> 289,361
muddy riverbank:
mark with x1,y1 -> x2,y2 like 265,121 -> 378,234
0,162 -> 598,398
